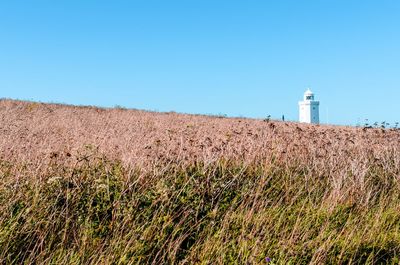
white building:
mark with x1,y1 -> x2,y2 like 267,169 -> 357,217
299,88 -> 320,124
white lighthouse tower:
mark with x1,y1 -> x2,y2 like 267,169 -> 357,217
299,88 -> 320,124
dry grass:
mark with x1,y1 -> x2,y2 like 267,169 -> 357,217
1,99 -> 400,264
1,99 -> 398,168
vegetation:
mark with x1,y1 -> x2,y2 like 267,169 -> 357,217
1,99 -> 400,264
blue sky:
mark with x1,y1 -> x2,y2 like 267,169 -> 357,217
1,1 -> 399,125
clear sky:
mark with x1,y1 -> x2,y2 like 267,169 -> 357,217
1,1 -> 399,125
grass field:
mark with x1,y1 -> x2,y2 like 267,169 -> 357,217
1,99 -> 400,264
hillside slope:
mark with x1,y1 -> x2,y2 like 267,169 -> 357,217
1,99 -> 398,167
1,99 -> 400,264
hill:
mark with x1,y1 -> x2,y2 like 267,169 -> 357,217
1,99 -> 400,264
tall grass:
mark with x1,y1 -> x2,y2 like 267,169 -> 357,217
1,150 -> 400,264
1,100 -> 400,264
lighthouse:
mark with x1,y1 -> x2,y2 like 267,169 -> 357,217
299,88 -> 320,124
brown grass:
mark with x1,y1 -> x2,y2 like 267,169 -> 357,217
1,99 -> 400,264
1,99 -> 398,168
